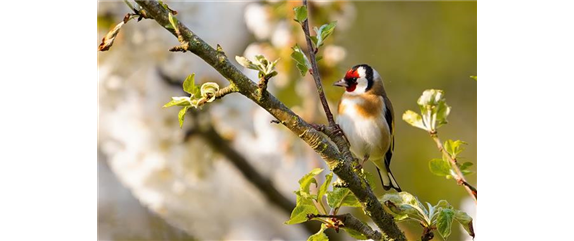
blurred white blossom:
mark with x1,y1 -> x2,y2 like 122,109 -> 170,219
244,3 -> 275,40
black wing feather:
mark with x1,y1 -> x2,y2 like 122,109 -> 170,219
383,97 -> 394,168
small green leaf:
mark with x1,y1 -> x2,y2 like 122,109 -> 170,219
327,187 -> 361,208
317,172 -> 333,202
299,168 -> 323,195
455,210 -> 475,238
200,82 -> 220,102
435,208 -> 455,240
470,75 -> 477,81
402,110 -> 427,130
291,44 -> 311,76
343,227 -> 368,240
429,158 -> 451,177
285,204 -> 316,225
254,54 -> 268,66
307,224 -> 328,241
381,192 -> 429,225
315,22 -> 337,47
459,161 -> 474,176
182,74 -> 200,96
295,190 -> 315,206
310,36 -> 318,47
363,170 -> 377,191
235,56 -> 258,70
293,6 -> 308,23
178,106 -> 189,128
444,139 -> 467,159
164,97 -> 191,108
168,12 -> 178,30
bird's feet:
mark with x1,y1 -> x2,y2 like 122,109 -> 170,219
332,124 -> 349,144
354,155 -> 369,170
310,123 -> 326,132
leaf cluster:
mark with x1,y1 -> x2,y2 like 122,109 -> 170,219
403,89 -> 451,133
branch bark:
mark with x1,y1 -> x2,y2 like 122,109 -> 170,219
309,213 -> 382,240
132,1 -> 405,240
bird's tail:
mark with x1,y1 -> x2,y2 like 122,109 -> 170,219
376,166 -> 401,192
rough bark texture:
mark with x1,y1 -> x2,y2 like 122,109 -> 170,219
133,1 -> 406,240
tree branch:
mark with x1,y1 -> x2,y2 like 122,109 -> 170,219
301,0 -> 336,128
421,226 -> 434,241
308,213 -> 382,240
131,1 -> 405,239
430,132 -> 477,202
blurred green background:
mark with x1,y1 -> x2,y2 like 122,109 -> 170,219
98,1 -> 476,240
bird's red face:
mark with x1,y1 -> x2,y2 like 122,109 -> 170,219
343,69 -> 360,92
334,64 -> 373,94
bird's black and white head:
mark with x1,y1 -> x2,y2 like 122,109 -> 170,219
333,64 -> 381,95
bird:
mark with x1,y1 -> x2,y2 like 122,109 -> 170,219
333,64 -> 401,192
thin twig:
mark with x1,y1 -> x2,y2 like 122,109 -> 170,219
300,0 -> 336,128
430,133 -> 477,202
421,226 -> 434,241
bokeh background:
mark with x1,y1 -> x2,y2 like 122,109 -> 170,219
97,1 -> 476,240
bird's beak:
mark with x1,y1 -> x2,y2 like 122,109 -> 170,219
333,79 -> 348,88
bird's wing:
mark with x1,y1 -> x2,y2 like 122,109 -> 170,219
383,95 -> 394,168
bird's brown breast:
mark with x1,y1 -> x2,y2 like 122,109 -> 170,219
338,93 -> 383,119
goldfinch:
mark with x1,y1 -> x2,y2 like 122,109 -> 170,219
334,64 -> 401,192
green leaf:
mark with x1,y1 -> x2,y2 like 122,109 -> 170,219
459,162 -> 474,176
178,106 -> 189,128
470,75 -> 477,81
200,82 -> 220,102
317,172 -> 333,202
291,44 -> 311,76
444,140 -> 467,159
168,12 -> 178,30
307,224 -> 328,241
293,6 -> 308,23
455,210 -> 475,238
310,36 -> 318,47
435,208 -> 455,240
299,168 -> 323,195
314,22 -> 337,47
363,170 -> 377,191
429,200 -> 451,223
327,187 -> 361,208
381,192 -> 429,225
343,228 -> 368,240
254,54 -> 268,65
163,97 -> 191,108
429,158 -> 451,177
182,74 -> 200,96
285,204 -> 316,225
235,56 -> 258,70
402,110 -> 427,131
295,190 -> 315,206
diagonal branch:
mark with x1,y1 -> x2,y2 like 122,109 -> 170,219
131,1 -> 405,240
430,132 -> 477,202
